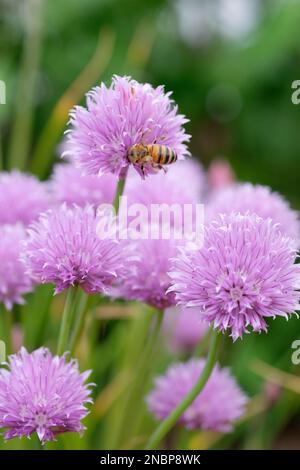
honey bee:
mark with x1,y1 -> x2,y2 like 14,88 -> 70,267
128,143 -> 177,174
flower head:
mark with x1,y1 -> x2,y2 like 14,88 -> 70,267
23,204 -> 127,294
169,213 -> 300,340
163,306 -> 209,353
0,171 -> 50,225
0,347 -> 93,443
0,224 -> 33,309
117,226 -> 182,309
66,75 -> 190,179
207,183 -> 300,243
147,359 -> 247,432
50,162 -> 117,208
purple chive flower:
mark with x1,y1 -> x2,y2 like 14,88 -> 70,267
0,347 -> 93,444
147,359 -> 247,432
66,75 -> 190,179
50,162 -> 117,208
0,171 -> 50,225
117,226 -> 182,309
207,183 -> 300,243
163,306 -> 209,353
169,213 -> 300,341
0,224 -> 33,310
23,204 -> 127,295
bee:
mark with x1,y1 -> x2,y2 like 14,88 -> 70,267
128,143 -> 177,175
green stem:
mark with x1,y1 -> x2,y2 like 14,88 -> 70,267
105,306 -> 153,448
22,284 -> 53,350
8,0 -> 43,170
113,177 -> 126,214
118,309 -> 164,446
145,328 -> 221,450
57,286 -> 78,356
0,304 -> 12,355
136,309 -> 164,380
69,290 -> 89,356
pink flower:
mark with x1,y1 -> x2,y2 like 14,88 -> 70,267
0,171 -> 50,225
117,226 -> 182,309
0,348 -> 93,443
163,306 -> 209,353
169,213 -> 300,340
207,158 -> 235,190
124,158 -> 205,208
147,359 -> 247,432
23,205 -> 128,294
207,183 -> 300,243
0,224 -> 32,310
50,162 -> 117,208
66,75 -> 190,179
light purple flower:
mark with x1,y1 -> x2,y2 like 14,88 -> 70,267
147,359 -> 247,432
124,158 -> 205,208
0,224 -> 33,310
163,306 -> 209,353
207,183 -> 300,243
49,162 -> 117,208
22,204 -> 128,294
0,171 -> 50,225
0,347 -> 93,443
169,213 -> 300,340
65,75 -> 190,179
117,226 -> 182,309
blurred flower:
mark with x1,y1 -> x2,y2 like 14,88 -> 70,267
66,75 -> 190,179
175,0 -> 258,46
117,226 -> 182,309
264,382 -> 282,406
124,158 -> 205,208
0,347 -> 93,444
169,213 -> 300,340
207,183 -> 300,243
207,158 -> 235,190
163,306 -> 209,353
147,359 -> 247,432
11,324 -> 23,353
0,224 -> 32,310
23,205 -> 128,295
0,171 -> 50,225
49,162 -> 117,208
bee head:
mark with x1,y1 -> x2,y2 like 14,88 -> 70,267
128,147 -> 138,163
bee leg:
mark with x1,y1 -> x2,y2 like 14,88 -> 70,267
152,163 -> 167,174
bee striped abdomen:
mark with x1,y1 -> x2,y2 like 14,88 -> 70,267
169,148 -> 177,164
147,144 -> 177,165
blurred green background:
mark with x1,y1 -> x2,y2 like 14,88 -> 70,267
1,0 -> 300,204
0,0 -> 300,450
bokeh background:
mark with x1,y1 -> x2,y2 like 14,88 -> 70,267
0,0 -> 300,450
